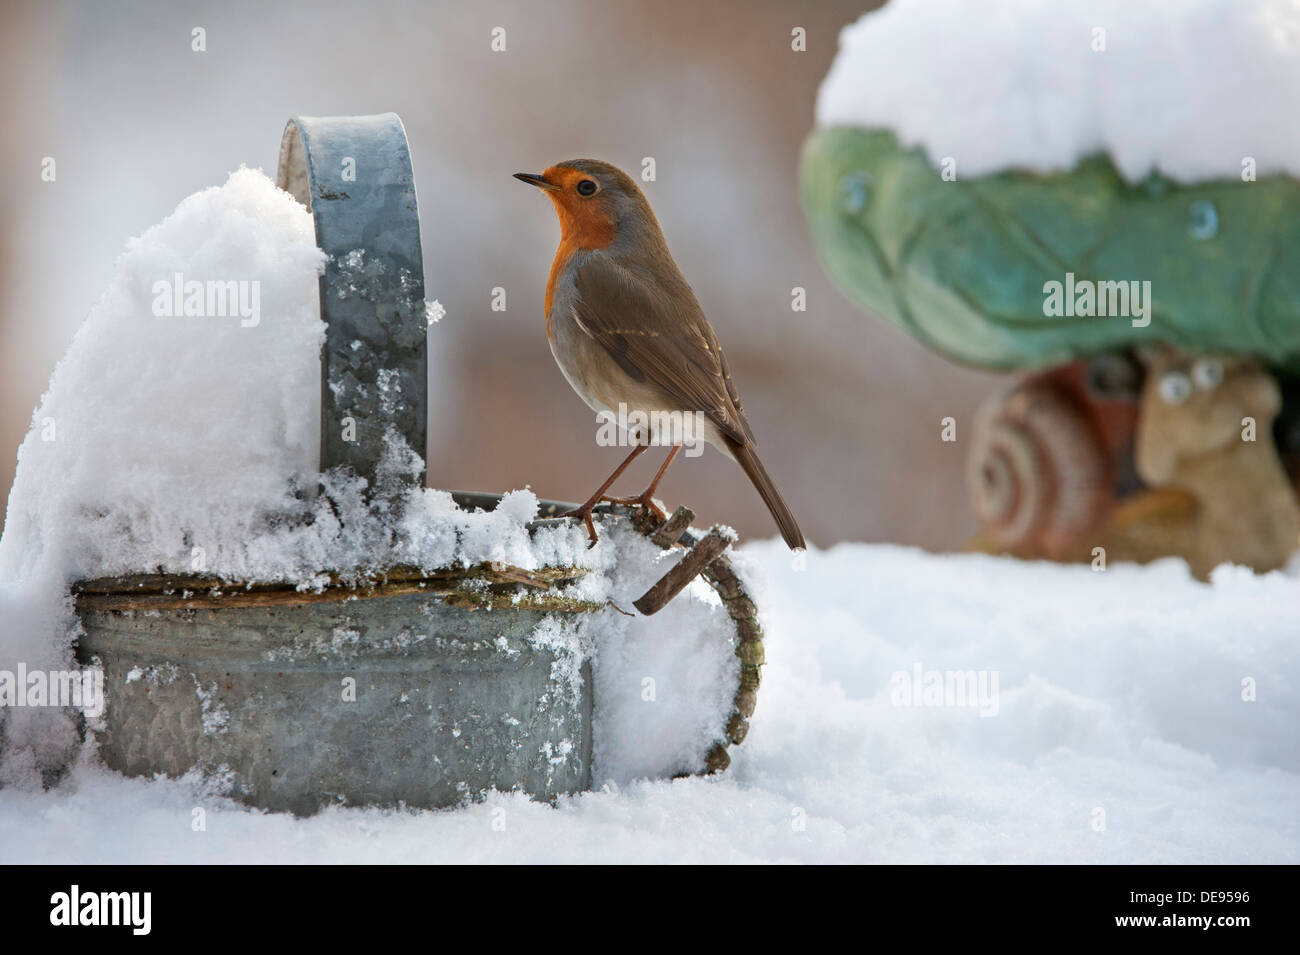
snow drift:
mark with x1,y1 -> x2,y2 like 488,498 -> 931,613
817,0 -> 1300,183
3,541 -> 1297,863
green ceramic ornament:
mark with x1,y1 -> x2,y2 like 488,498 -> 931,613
800,126 -> 1300,373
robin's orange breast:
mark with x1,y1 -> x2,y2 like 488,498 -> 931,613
545,203 -> 615,338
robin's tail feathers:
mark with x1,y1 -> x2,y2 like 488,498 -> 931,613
729,441 -> 805,551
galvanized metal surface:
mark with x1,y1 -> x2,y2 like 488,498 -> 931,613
277,113 -> 428,493
77,593 -> 593,816
74,493 -> 761,810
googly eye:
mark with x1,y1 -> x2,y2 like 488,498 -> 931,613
1191,357 -> 1223,390
576,179 -> 598,197
1158,370 -> 1193,405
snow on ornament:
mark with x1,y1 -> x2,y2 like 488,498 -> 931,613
802,0 -> 1300,577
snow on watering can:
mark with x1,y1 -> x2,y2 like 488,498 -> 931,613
71,114 -> 762,814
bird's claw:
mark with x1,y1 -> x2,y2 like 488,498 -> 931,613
600,493 -> 668,524
562,493 -> 667,546
561,505 -> 601,547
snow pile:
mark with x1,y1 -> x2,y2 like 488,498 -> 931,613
2,541 -> 1296,863
817,0 -> 1300,182
0,167 -> 327,589
0,168 -> 592,588
0,169 -> 738,782
1,167 -> 333,773
587,525 -> 738,782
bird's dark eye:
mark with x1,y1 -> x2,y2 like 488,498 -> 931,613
576,179 -> 598,197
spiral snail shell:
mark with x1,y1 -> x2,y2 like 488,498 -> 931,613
967,381 -> 1114,558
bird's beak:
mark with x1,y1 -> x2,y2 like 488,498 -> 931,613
514,172 -> 559,192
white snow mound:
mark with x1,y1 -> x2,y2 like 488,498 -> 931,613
816,0 -> 1300,183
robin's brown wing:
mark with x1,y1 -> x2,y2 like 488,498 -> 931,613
571,254 -> 755,446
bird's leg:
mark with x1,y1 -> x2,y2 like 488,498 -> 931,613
601,445 -> 681,523
563,444 -> 650,544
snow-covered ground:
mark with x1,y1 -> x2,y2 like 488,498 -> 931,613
2,540 -> 1295,864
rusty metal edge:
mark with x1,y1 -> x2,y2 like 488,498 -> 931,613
74,560 -> 595,613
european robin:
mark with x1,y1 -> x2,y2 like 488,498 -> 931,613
515,159 -> 805,550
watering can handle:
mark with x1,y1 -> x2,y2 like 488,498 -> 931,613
277,113 -> 429,493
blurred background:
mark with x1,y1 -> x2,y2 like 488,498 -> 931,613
0,0 -> 999,549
